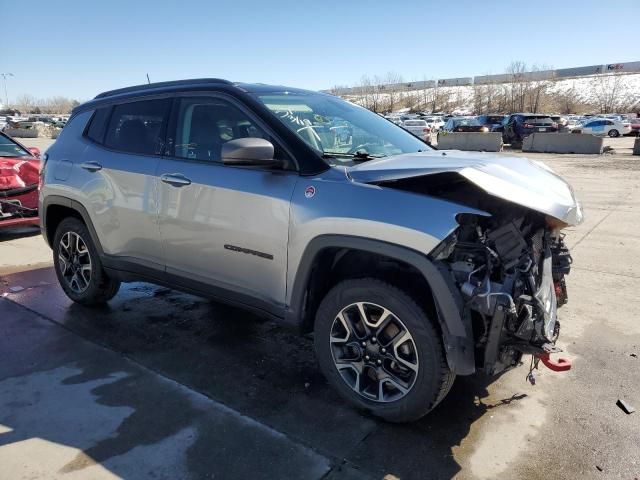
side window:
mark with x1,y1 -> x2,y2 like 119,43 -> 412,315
85,107 -> 111,143
605,120 -> 614,125
170,97 -> 276,163
104,98 -> 170,155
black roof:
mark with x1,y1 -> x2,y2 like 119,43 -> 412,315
94,78 -> 318,100
94,78 -> 233,99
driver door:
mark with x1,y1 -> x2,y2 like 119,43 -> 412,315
156,95 -> 298,312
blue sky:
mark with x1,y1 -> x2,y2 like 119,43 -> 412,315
3,0 -> 638,102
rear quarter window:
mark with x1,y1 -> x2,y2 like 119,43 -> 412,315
85,107 -> 112,144
104,98 -> 171,155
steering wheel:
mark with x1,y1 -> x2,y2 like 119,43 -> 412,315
347,143 -> 375,154
296,125 -> 324,151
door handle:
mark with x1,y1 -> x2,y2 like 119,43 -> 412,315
80,161 -> 102,172
160,173 -> 192,187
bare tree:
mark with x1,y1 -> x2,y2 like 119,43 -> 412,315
13,94 -> 38,113
506,61 -> 529,112
383,71 -> 404,113
590,73 -> 629,113
525,65 -> 553,113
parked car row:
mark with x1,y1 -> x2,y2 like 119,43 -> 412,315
0,114 -> 68,131
390,110 -> 639,148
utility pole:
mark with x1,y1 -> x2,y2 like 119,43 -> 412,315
0,73 -> 14,108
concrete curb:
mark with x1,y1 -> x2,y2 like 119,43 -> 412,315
3,128 -> 38,138
436,132 -> 503,152
523,133 -> 604,154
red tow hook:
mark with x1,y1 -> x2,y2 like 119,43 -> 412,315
535,353 -> 572,372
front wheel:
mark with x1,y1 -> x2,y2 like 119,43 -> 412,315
314,278 -> 454,422
53,217 -> 121,305
608,129 -> 619,137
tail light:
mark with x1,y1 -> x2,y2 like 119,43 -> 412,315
423,128 -> 430,133
551,122 -> 558,129
523,123 -> 534,128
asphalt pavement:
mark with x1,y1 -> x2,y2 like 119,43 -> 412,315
0,137 -> 638,479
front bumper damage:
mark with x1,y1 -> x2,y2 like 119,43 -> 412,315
0,159 -> 40,229
433,215 -> 574,377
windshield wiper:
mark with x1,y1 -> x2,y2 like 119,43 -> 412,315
323,150 -> 386,162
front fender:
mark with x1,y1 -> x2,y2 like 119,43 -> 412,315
285,234 -> 476,375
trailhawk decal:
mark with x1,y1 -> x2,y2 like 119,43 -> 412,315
224,244 -> 274,260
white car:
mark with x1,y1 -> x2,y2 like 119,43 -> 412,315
401,119 -> 430,140
574,118 -> 631,137
421,116 -> 445,131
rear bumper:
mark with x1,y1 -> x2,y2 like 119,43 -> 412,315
0,216 -> 40,229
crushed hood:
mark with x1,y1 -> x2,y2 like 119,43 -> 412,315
0,157 -> 40,192
347,150 -> 583,226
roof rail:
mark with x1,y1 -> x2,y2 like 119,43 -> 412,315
94,78 -> 233,99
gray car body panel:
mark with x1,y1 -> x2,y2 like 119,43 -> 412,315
285,166 -> 487,307
156,156 -> 298,308
347,150 -> 584,226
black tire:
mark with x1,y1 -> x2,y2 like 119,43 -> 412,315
52,217 -> 120,305
608,129 -> 619,138
314,278 -> 454,422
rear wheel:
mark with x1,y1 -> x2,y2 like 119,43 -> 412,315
608,129 -> 619,138
314,278 -> 454,422
53,217 -> 120,305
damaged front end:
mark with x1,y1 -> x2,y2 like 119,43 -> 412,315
349,151 -> 582,376
0,158 -> 40,229
431,211 -> 573,375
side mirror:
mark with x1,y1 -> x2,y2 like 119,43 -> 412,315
27,147 -> 41,157
222,138 -> 280,167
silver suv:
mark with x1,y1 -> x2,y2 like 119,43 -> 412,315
40,79 -> 582,422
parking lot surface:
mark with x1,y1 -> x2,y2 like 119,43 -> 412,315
1,137 -> 639,479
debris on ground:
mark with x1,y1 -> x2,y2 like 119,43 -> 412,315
596,465 -> 603,472
631,353 -> 637,358
616,399 -> 635,414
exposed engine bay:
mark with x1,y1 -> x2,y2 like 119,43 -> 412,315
381,173 -> 574,375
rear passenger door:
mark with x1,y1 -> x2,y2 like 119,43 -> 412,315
156,94 -> 298,312
81,97 -> 170,269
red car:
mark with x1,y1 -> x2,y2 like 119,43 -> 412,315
0,132 -> 41,229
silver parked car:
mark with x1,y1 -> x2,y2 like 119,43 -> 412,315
401,119 -> 430,140
40,79 -> 582,422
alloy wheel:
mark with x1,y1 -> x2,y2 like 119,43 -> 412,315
330,302 -> 419,403
58,231 -> 92,294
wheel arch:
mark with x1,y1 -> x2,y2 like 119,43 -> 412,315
286,235 -> 476,375
42,195 -> 104,256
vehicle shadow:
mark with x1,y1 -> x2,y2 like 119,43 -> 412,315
3,274 -> 527,479
0,225 -> 41,242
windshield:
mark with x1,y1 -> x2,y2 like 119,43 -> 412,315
255,92 -> 431,164
524,116 -> 554,124
485,116 -> 504,124
454,118 -> 481,126
0,134 -> 30,158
